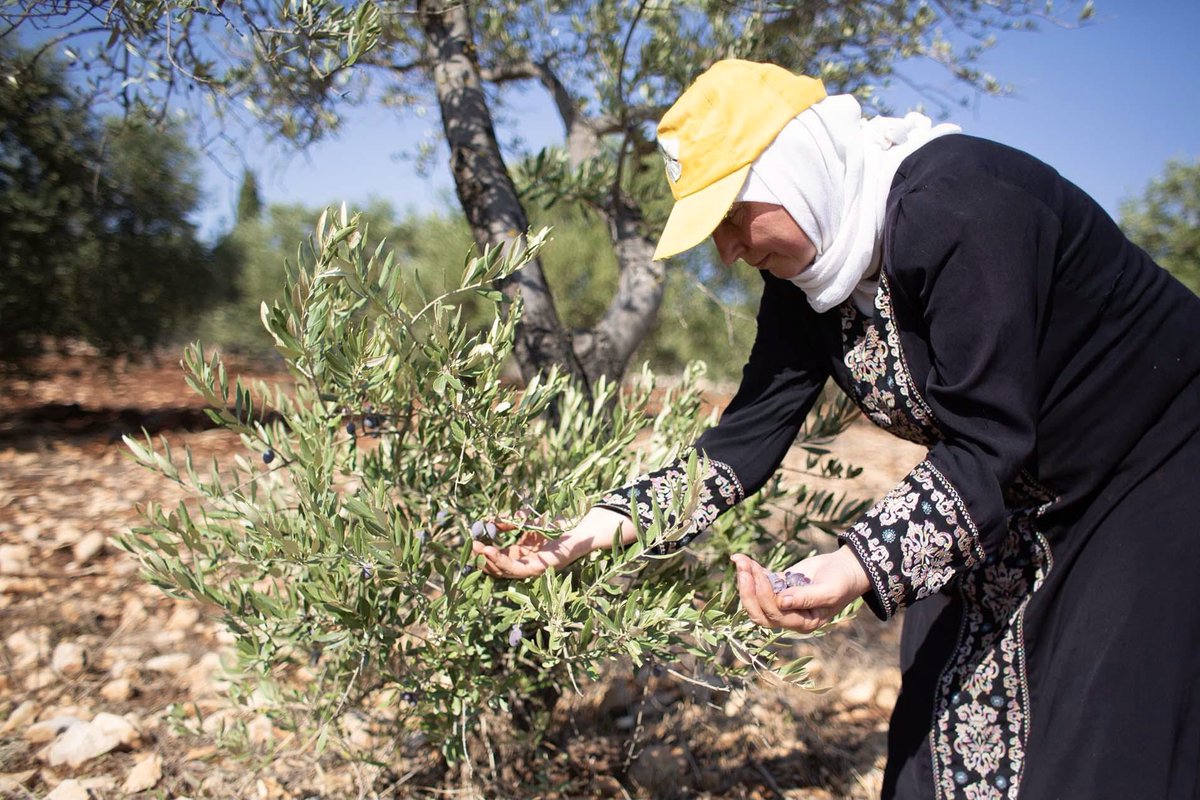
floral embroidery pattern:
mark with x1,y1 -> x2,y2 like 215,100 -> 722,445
840,273 -> 939,447
841,461 -> 985,619
931,512 -> 1052,800
835,277 -> 1058,800
594,452 -> 745,555
835,277 -> 1060,800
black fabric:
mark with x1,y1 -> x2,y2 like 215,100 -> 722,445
594,134 -> 1200,797
691,272 -> 832,494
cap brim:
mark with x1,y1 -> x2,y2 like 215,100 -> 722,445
653,164 -> 751,261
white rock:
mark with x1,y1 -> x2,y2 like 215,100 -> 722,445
113,558 -> 140,577
51,642 -> 86,676
122,752 -> 163,793
840,670 -> 879,707
201,709 -> 235,736
875,685 -> 899,710
182,651 -> 233,697
24,668 -> 56,691
152,629 -> 187,647
100,678 -> 133,702
47,712 -> 138,768
71,531 -> 106,566
246,714 -> 275,745
0,544 -> 30,575
0,576 -> 46,595
165,605 -> 201,631
107,658 -> 141,681
45,778 -> 90,800
6,626 -> 50,669
120,597 -> 148,628
25,715 -> 84,744
145,653 -> 191,674
44,705 -> 91,721
79,775 -> 118,792
1,700 -> 38,733
58,600 -> 89,625
53,522 -> 83,547
342,711 -> 375,749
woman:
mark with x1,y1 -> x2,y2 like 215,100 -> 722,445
474,60 -> 1200,798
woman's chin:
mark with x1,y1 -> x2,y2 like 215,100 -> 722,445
766,262 -> 806,280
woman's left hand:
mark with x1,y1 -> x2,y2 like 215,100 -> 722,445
730,546 -> 871,634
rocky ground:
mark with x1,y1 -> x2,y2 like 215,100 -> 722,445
0,351 -> 923,799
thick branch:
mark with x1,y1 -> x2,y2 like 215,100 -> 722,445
575,195 -> 665,385
416,0 -> 586,388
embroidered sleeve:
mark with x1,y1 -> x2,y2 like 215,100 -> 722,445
594,451 -> 746,555
837,156 -> 1061,619
840,460 -> 985,620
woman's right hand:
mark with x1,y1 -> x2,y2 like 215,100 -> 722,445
472,507 -> 636,579
472,524 -> 577,579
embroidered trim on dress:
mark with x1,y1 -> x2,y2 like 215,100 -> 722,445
840,460 -> 985,619
839,272 -> 939,447
594,451 -> 746,555
931,512 -> 1053,800
835,273 -> 1060,798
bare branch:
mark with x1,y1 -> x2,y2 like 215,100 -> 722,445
478,60 -> 540,83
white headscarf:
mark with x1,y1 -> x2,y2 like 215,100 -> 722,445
737,95 -> 961,314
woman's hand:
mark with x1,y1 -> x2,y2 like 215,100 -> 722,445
472,507 -> 636,579
472,523 -> 577,579
730,546 -> 871,634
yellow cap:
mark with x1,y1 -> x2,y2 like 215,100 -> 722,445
653,60 -> 826,261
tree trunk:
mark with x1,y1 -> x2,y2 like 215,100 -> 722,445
573,196 -> 666,386
535,64 -> 669,387
416,0 -> 587,388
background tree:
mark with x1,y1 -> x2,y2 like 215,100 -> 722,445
0,43 -> 215,361
1120,158 -> 1200,294
236,168 -> 264,223
0,0 -> 1091,386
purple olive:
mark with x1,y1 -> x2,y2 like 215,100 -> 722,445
485,521 -> 498,538
508,625 -> 523,647
346,421 -> 356,435
470,520 -> 486,539
768,572 -> 786,593
414,529 -> 427,543
784,571 -> 812,589
262,449 -> 276,464
361,564 -> 373,580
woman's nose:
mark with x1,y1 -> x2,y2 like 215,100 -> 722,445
712,225 -> 742,267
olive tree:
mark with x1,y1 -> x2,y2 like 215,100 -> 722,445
1120,158 -> 1200,294
120,209 -> 868,775
0,0 -> 1094,388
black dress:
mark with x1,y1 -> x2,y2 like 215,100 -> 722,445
595,135 -> 1200,799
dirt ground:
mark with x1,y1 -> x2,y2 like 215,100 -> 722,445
0,350 -> 925,800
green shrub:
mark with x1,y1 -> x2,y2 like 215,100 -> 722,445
120,208 -> 865,768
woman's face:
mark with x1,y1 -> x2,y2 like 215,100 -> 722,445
711,201 -> 816,280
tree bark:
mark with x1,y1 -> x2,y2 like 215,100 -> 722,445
578,194 -> 666,386
541,63 -> 667,387
418,3 -> 669,392
416,0 -> 587,388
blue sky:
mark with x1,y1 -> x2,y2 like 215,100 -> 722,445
195,0 -> 1199,241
